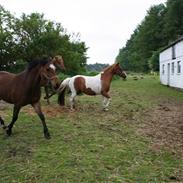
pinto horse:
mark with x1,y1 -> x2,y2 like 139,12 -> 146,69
0,57 -> 60,139
58,63 -> 127,110
44,55 -> 65,104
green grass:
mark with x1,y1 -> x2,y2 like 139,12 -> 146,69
0,75 -> 183,183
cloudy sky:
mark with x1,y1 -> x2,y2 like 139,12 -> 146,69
0,0 -> 166,64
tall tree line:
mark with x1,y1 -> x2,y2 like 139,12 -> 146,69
0,5 -> 87,74
116,0 -> 183,72
86,63 -> 109,72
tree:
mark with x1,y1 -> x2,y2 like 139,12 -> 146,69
148,50 -> 160,71
0,5 -> 18,70
164,0 -> 183,41
116,0 -> 183,72
0,6 -> 88,74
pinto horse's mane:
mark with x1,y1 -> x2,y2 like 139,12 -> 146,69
27,57 -> 50,71
102,63 -> 117,73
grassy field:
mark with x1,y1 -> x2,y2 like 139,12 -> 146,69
0,75 -> 183,183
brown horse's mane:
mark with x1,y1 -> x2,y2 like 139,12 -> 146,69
27,57 -> 50,71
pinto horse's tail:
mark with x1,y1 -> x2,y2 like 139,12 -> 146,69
58,77 -> 71,106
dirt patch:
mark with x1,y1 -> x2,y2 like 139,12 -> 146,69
139,101 -> 183,157
23,104 -> 71,118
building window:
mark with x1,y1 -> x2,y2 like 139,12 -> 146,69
177,61 -> 181,74
172,45 -> 176,59
171,62 -> 174,74
162,64 -> 165,75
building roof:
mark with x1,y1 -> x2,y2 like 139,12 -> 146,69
160,35 -> 183,52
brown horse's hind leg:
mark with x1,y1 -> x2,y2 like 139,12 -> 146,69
32,102 -> 50,139
44,86 -> 50,105
6,105 -> 21,136
0,116 -> 6,129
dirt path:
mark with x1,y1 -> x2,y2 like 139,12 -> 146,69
139,100 -> 183,157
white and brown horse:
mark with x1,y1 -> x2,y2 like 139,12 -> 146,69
58,63 -> 127,110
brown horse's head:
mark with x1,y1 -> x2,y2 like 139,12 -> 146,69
113,63 -> 127,80
52,55 -> 66,71
40,61 -> 60,90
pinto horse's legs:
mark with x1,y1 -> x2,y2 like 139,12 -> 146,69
70,92 -> 77,110
32,102 -> 50,139
6,105 -> 21,136
102,97 -> 111,111
101,92 -> 111,111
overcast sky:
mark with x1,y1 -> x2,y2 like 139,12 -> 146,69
0,0 -> 166,64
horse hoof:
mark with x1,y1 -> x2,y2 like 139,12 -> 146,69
6,128 -> 12,136
44,132 -> 51,139
0,123 -> 5,129
3,125 -> 7,130
103,108 -> 109,111
70,108 -> 76,112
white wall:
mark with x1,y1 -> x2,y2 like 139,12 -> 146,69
175,41 -> 183,58
159,40 -> 183,89
159,47 -> 172,63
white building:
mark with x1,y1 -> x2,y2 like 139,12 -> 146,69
159,36 -> 183,89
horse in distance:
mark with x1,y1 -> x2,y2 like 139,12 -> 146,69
0,57 -> 60,139
58,63 -> 127,111
51,55 -> 66,71
44,55 -> 66,104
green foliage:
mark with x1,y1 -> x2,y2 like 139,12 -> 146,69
86,71 -> 99,76
0,6 -> 18,71
148,50 -> 160,71
116,0 -> 183,72
86,63 -> 109,72
164,0 -> 183,41
0,6 -> 87,74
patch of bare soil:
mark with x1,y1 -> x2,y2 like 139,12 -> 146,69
23,104 -> 70,118
139,101 -> 183,157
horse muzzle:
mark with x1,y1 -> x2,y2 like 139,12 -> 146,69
46,75 -> 60,91
53,82 -> 61,91
121,73 -> 127,80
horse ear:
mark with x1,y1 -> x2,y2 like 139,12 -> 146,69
52,57 -> 56,63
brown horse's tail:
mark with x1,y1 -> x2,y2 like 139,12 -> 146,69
57,77 -> 71,106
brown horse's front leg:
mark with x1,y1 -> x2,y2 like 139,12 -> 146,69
6,105 -> 21,136
32,102 -> 50,139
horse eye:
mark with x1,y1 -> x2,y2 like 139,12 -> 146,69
46,68 -> 50,71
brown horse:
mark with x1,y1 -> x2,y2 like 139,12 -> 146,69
44,55 -> 65,104
51,55 -> 65,70
0,57 -> 60,139
58,63 -> 127,110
